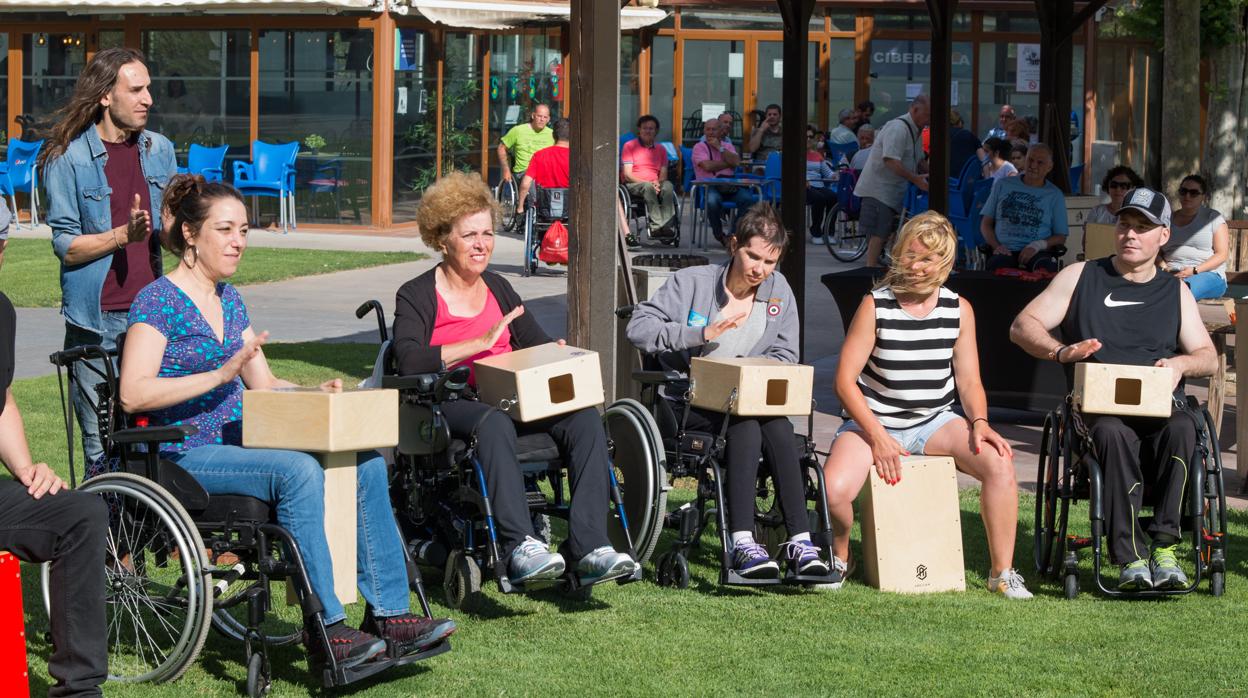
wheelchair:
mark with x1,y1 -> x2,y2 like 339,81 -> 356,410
820,168 -> 867,262
44,342 -> 450,696
356,301 -> 665,610
618,182 -> 683,248
1033,394 -> 1228,599
494,177 -> 520,233
614,311 -> 839,588
520,184 -> 569,277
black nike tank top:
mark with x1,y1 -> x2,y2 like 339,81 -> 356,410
1060,257 -> 1181,367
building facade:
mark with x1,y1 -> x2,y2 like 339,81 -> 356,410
0,1 -> 1159,231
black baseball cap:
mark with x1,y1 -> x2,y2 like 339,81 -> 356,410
1118,187 -> 1171,228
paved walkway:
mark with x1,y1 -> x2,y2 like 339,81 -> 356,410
8,221 -> 1244,506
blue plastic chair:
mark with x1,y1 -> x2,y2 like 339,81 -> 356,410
618,132 -> 635,155
826,141 -> 858,166
1068,164 -> 1084,194
233,141 -> 299,233
0,138 -> 44,228
948,155 -> 983,219
760,152 -> 783,202
178,144 -> 229,183
949,178 -> 995,268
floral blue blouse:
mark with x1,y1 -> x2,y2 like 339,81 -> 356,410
127,276 -> 250,452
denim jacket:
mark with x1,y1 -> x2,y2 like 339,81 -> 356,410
46,126 -> 177,332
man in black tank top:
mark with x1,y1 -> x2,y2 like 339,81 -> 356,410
1009,188 -> 1217,590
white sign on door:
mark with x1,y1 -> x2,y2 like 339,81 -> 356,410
1016,44 -> 1041,93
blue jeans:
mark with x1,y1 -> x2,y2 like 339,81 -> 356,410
167,446 -> 409,625
64,312 -> 130,466
703,184 -> 757,241
1184,271 -> 1227,300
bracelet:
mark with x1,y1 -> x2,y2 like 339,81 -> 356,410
969,417 -> 988,428
1051,344 -> 1068,362
112,228 -> 125,250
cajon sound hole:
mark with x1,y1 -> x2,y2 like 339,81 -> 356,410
1114,377 -> 1142,405
765,379 -> 788,406
548,374 -> 576,404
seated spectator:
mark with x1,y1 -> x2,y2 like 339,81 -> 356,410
1086,165 -> 1144,224
806,125 -> 838,244
1162,174 -> 1230,300
854,100 -> 875,132
693,117 -> 755,245
516,117 -> 570,214
716,111 -> 736,145
1006,118 -> 1030,148
978,137 -> 1017,180
621,114 -> 679,239
121,176 -> 456,669
984,104 -> 1015,141
849,124 -> 874,172
1009,142 -> 1028,171
747,103 -> 784,163
829,108 -> 858,145
980,143 -> 1068,273
949,109 -> 982,178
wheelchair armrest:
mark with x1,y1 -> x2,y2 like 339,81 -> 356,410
1050,244 -> 1068,258
616,305 -> 635,319
632,369 -> 684,385
112,424 -> 199,445
382,373 -> 439,394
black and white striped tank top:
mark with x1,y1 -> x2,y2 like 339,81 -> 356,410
856,286 -> 960,429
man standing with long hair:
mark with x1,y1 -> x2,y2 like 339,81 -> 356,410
41,47 -> 177,466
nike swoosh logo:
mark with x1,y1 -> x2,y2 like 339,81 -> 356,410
1104,293 -> 1144,308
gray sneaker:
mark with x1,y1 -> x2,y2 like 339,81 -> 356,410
1149,544 -> 1188,589
811,556 -> 848,591
1118,559 -> 1153,591
508,536 -> 566,583
576,546 -> 638,584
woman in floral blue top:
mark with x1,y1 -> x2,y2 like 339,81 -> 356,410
120,175 -> 453,669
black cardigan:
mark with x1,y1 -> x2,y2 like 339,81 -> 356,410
392,266 -> 553,376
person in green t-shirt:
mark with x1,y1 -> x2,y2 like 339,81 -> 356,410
497,104 -> 554,183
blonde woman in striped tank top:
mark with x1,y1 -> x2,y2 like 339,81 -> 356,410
821,212 -> 1032,598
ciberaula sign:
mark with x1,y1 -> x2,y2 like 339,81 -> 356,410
871,50 -> 972,66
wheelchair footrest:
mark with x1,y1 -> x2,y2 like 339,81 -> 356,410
327,640 -> 452,688
785,571 -> 839,586
525,491 -> 548,508
722,569 -> 783,586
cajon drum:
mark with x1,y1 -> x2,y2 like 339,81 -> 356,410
688,356 -> 813,416
1082,222 -> 1117,260
857,456 -> 965,594
0,552 -> 29,697
474,343 -> 605,422
1072,362 -> 1173,418
243,388 -> 399,604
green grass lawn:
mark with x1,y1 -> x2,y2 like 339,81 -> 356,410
9,343 -> 1248,696
0,239 -> 425,307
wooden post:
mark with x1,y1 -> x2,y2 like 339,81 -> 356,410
777,0 -> 815,358
568,0 -> 620,401
925,0 -> 956,214
1036,0 -> 1110,193
371,12 -> 396,228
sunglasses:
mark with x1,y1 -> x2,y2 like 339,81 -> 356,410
1108,180 -> 1133,190
1179,187 -> 1204,197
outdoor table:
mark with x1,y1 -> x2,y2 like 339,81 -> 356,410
822,267 -> 1066,411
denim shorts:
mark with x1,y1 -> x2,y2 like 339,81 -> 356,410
836,410 -> 961,455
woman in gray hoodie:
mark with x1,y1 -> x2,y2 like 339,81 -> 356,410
626,203 -> 827,581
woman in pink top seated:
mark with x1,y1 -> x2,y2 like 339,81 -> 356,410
391,172 -> 637,587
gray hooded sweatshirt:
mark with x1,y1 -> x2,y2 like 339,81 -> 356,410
626,261 -> 800,390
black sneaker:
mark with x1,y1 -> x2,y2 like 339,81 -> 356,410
363,613 -> 457,655
305,622 -> 387,670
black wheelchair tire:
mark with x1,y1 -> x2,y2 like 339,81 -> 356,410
1064,572 -> 1079,600
1211,571 -> 1225,597
246,651 -> 270,698
444,550 -> 482,612
823,203 -> 868,262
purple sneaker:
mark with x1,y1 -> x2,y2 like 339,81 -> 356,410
779,539 -> 830,576
731,541 -> 780,579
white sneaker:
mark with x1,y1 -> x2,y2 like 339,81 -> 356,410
810,236 -> 825,245
988,568 -> 1034,599
811,556 -> 848,591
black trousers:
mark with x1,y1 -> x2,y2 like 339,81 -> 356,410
1086,412 -> 1196,564
683,406 -> 810,538
805,187 -> 838,238
985,248 -> 1060,273
440,401 -> 611,561
0,480 -> 108,697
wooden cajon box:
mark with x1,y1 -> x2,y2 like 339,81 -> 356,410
689,356 -> 813,416
1082,222 -> 1117,260
474,343 -> 605,422
242,388 -> 399,604
0,552 -> 29,697
1072,362 -> 1173,418
857,456 -> 965,594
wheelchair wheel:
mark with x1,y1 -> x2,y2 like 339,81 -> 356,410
444,550 -> 482,612
1033,410 -> 1062,578
496,179 -> 518,232
1211,571 -> 1225,597
655,551 -> 690,589
43,472 -> 212,683
604,399 -> 668,564
522,208 -> 538,277
210,555 -> 302,647
246,650 -> 270,698
823,203 -> 867,262
1064,572 -> 1079,600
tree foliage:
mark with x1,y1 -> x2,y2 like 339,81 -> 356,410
1111,0 -> 1247,54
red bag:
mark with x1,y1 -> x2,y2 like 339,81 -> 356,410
539,219 -> 569,265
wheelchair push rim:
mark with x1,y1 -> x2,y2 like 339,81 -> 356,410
604,399 -> 668,565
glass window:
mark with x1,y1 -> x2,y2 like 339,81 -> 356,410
258,29 -> 374,225
443,32 -> 483,181
867,39 -> 974,123
22,33 -> 87,126
393,28 -> 436,222
680,39 -> 744,148
646,36 -> 674,143
975,42 -> 1040,142
679,10 -> 823,32
829,12 -> 856,33
1070,44 -> 1085,167
98,30 -> 125,50
487,31 -> 560,184
873,12 -> 969,31
828,38 -> 855,122
984,14 -> 1041,34
144,30 -> 250,170
755,41 -> 818,129
620,34 -> 641,139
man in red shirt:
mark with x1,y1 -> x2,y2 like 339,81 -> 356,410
517,117 -> 570,214
621,114 -> 678,239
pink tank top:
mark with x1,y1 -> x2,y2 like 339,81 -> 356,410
430,289 -> 512,385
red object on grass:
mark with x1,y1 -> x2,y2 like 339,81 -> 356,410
0,552 -> 30,697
